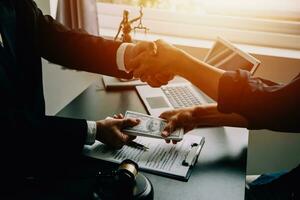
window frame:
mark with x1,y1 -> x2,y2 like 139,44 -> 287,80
97,2 -> 300,50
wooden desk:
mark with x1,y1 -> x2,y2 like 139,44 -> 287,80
57,79 -> 248,200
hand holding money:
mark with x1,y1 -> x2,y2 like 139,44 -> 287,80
123,111 -> 184,141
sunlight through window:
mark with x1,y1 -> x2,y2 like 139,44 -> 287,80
98,0 -> 300,21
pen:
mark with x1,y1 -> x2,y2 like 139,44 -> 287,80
127,141 -> 149,151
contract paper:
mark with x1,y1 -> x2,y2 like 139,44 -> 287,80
83,134 -> 204,179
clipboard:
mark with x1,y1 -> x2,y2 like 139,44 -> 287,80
83,134 -> 205,182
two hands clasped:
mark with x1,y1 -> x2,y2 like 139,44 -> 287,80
96,40 -> 194,148
124,39 -> 181,87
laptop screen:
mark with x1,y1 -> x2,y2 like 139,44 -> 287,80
204,37 -> 260,74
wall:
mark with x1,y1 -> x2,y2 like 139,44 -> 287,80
42,61 -> 98,115
35,0 -> 98,115
34,0 -> 50,15
246,55 -> 300,174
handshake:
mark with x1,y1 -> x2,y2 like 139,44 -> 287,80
123,40 -> 185,87
96,40 -> 190,149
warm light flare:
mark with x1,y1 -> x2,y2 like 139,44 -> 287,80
98,0 -> 300,21
203,0 -> 300,21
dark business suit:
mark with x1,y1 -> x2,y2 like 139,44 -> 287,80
0,0 -> 132,184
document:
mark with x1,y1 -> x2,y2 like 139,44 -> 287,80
83,134 -> 205,181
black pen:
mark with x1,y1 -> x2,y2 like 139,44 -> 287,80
127,141 -> 149,151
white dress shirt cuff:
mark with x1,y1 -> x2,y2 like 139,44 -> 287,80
86,121 -> 97,145
116,43 -> 134,72
0,33 -> 3,48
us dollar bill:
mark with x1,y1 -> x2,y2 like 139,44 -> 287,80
123,111 -> 184,141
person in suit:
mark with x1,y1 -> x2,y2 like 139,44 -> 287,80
0,1 -> 173,196
130,39 -> 299,200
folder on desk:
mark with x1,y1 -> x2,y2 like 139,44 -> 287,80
83,134 -> 205,181
102,75 -> 146,89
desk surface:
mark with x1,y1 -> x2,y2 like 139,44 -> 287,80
57,78 -> 248,200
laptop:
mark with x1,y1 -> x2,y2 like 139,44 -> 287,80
136,37 -> 261,117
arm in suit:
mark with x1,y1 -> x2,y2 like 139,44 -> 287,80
0,103 -> 87,178
34,2 -> 132,79
0,1 -> 134,179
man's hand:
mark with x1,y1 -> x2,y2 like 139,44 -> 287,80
141,73 -> 175,88
160,103 -> 249,144
96,117 -> 139,149
129,40 -> 184,84
124,41 -> 157,72
159,107 -> 199,144
160,104 -> 223,138
124,40 -> 176,87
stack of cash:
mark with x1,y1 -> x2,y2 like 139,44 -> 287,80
123,111 -> 184,141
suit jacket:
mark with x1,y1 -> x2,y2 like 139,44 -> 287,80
0,0 -> 132,180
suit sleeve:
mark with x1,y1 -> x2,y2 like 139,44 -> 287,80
35,3 -> 132,79
217,70 -> 300,133
0,106 -> 88,178
0,1 -> 95,180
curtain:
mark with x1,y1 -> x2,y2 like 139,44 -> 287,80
56,0 -> 99,36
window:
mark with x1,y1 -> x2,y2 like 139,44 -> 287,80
97,0 -> 300,50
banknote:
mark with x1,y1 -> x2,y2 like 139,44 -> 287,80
123,111 -> 184,141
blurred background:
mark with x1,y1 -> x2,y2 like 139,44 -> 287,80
99,0 -> 300,21
37,0 -> 300,176
97,0 -> 300,49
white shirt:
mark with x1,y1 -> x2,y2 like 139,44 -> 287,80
0,32 -> 3,48
85,43 -> 131,145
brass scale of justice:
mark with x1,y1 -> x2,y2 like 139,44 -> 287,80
114,6 -> 150,43
114,6 -> 150,82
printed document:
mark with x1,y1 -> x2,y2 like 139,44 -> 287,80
83,134 -> 204,180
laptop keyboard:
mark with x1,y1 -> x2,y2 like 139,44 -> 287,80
161,85 -> 203,108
